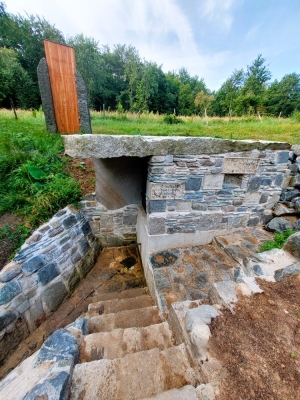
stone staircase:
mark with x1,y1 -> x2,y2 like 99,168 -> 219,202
69,287 -> 201,399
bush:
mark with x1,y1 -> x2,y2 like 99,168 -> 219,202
163,114 -> 184,124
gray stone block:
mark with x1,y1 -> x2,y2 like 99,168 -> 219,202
41,280 -> 68,314
22,255 -> 45,276
294,219 -> 300,230
81,221 -> 92,235
274,263 -> 300,281
266,217 -> 293,233
209,281 -> 238,312
22,371 -> 70,400
280,188 -> 300,202
37,58 -> 57,133
277,151 -> 290,164
0,280 -> 21,305
0,266 -> 21,283
185,305 -> 220,331
247,176 -> 261,192
252,264 -> 264,276
148,217 -> 166,235
275,173 -> 284,186
0,311 -> 17,330
75,70 -> 92,134
78,236 -> 90,255
38,263 -> 60,286
153,269 -> 172,291
183,193 -> 203,200
248,216 -> 260,226
185,177 -> 202,191
63,215 -> 77,229
273,203 -> 295,216
36,328 -> 78,365
283,232 -> 300,259
148,200 -> 166,213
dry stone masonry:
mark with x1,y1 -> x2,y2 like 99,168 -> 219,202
146,149 -> 290,236
0,206 -> 101,366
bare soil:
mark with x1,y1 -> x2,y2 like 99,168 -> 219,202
210,274 -> 300,400
64,156 -> 95,196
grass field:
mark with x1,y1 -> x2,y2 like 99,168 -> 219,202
1,108 -> 299,143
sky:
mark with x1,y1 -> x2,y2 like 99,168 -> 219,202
6,0 -> 300,91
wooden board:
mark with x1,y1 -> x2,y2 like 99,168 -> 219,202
44,40 -> 80,134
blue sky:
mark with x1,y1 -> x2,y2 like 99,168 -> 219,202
6,0 -> 300,90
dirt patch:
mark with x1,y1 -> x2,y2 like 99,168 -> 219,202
210,275 -> 300,400
65,156 -> 95,196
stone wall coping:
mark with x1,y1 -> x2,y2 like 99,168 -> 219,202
62,134 -> 291,159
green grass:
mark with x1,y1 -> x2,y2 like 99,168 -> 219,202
0,109 -> 81,229
91,111 -> 300,144
260,230 -> 296,252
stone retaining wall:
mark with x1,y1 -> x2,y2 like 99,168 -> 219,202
0,206 -> 101,366
146,149 -> 291,236
80,195 -> 138,247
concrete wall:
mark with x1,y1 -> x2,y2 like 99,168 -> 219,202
0,206 -> 101,366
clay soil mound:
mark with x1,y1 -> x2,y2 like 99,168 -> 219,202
210,274 -> 300,400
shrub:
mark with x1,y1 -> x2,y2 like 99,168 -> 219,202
163,114 -> 184,124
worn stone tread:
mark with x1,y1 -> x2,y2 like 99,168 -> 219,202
70,344 -> 199,400
80,321 -> 174,362
139,385 -> 198,400
87,294 -> 155,317
88,306 -> 163,333
88,287 -> 149,303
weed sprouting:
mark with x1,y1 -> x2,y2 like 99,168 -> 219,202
260,230 -> 295,252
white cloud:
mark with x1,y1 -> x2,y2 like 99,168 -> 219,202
200,0 -> 236,30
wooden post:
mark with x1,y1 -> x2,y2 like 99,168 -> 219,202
103,104 -> 105,117
204,108 -> 208,125
10,98 -> 18,119
257,111 -> 262,123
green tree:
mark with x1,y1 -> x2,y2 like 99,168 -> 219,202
265,73 -> 300,117
194,90 -> 214,115
235,54 -> 271,115
213,69 -> 244,116
0,47 -> 35,108
0,12 -> 65,108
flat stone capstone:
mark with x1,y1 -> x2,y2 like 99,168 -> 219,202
62,134 -> 290,159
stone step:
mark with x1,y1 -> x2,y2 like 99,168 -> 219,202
70,344 -> 199,400
139,385 -> 198,400
80,321 -> 174,362
88,287 -> 149,303
88,306 -> 163,333
87,294 -> 155,317
213,228 -> 272,267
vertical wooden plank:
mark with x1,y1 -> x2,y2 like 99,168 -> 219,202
44,40 -> 80,134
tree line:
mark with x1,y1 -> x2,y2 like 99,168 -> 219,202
0,5 -> 300,118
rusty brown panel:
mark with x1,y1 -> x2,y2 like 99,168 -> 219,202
44,40 -> 80,134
